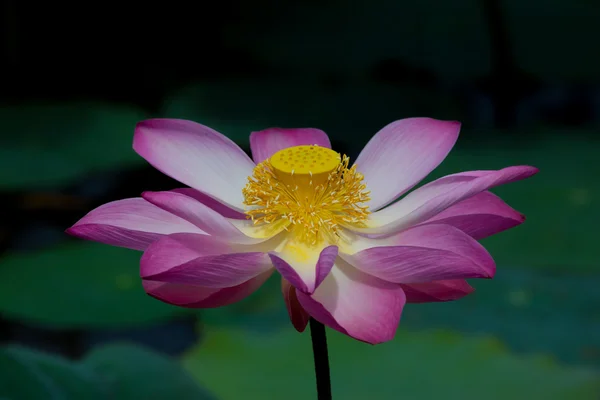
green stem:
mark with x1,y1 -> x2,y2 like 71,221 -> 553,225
310,318 -> 332,399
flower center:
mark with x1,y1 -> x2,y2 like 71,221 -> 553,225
242,145 -> 371,245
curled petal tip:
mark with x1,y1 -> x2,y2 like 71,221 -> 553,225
522,165 -> 540,177
64,225 -> 89,240
519,213 -> 526,222
484,265 -> 497,279
446,120 -> 461,128
140,191 -> 157,201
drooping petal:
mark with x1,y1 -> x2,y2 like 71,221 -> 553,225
341,224 -> 495,283
133,119 -> 255,211
192,270 -> 273,307
354,118 -> 460,211
140,233 -> 272,288
139,232 -> 234,277
143,280 -> 219,306
268,242 -> 338,293
400,279 -> 474,303
281,278 -> 310,332
143,270 -> 273,308
142,191 -> 287,244
170,188 -> 246,219
296,259 -> 406,345
355,166 -> 538,236
250,128 -> 332,164
419,191 -> 525,239
65,198 -> 204,251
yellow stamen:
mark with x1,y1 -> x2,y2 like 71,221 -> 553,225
242,145 -> 371,245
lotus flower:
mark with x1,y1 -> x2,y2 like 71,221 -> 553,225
67,118 -> 537,344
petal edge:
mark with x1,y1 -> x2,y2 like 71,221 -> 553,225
250,127 -> 331,164
133,118 -> 255,210
296,259 -> 406,344
355,118 -> 460,211
66,198 -> 203,251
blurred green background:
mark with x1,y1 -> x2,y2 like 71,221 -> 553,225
1,0 -> 599,399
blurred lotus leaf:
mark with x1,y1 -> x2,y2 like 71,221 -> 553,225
0,346 -> 105,399
400,268 -> 600,366
0,344 -> 215,399
0,102 -> 147,190
82,343 -> 216,400
184,327 -> 600,399
0,243 -> 188,328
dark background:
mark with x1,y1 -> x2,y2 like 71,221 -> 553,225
1,0 -> 599,399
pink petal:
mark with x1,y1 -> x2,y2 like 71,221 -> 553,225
358,166 -> 538,236
296,259 -> 406,344
281,278 -> 310,332
65,198 -> 204,251
400,279 -> 474,303
342,224 -> 495,283
249,128 -> 332,164
268,245 -> 338,293
170,188 -> 246,219
354,118 -> 460,211
142,190 -> 281,244
143,270 -> 272,308
133,119 -> 255,211
140,233 -> 232,276
143,280 -> 219,305
194,270 -> 272,307
420,191 -> 525,239
140,233 -> 272,287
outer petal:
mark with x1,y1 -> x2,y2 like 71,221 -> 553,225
342,224 -> 495,283
355,166 -> 538,236
142,190 -> 287,244
268,242 -> 338,294
249,128 -> 332,164
133,119 -> 255,211
281,278 -> 310,332
419,191 -> 525,239
143,270 -> 273,308
140,233 -> 272,287
170,188 -> 246,219
65,198 -> 204,251
296,258 -> 406,344
355,118 -> 460,211
400,279 -> 474,303
423,192 -> 525,240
